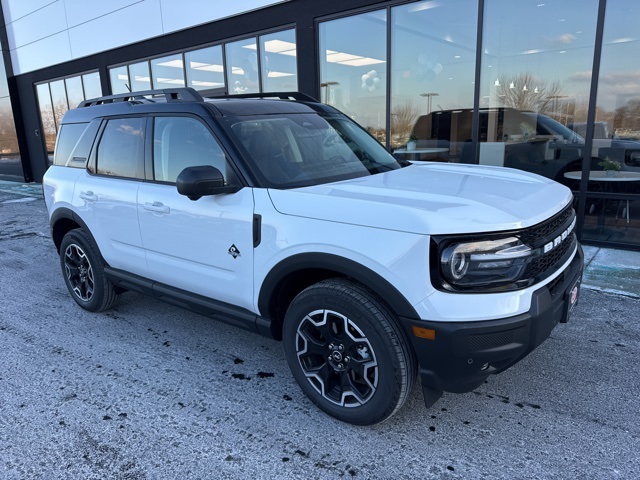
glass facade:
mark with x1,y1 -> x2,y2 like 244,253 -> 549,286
185,45 -> 225,92
110,29 -> 298,96
580,0 -> 640,246
128,61 -> 151,92
3,0 -> 287,75
226,38 -> 260,94
8,1 -> 640,248
315,0 -> 640,249
319,11 -> 387,143
259,29 -> 298,93
0,42 -> 21,180
35,71 -> 102,161
390,1 -> 477,152
151,54 -> 186,89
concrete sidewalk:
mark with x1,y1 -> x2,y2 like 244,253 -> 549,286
582,246 -> 639,298
1,180 -> 638,298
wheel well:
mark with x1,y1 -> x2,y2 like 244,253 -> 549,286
52,217 -> 81,253
260,253 -> 420,341
266,268 -> 343,341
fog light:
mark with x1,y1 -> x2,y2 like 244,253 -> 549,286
481,363 -> 490,371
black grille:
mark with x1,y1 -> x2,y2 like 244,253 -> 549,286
519,203 -> 577,282
524,234 -> 576,279
518,203 -> 574,247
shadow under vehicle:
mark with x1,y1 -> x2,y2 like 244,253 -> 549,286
407,108 -> 640,186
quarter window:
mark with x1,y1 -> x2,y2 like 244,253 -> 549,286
96,118 -> 145,178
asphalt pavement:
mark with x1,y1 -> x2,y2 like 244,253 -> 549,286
1,183 -> 639,479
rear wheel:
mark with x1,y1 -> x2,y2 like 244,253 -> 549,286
59,229 -> 120,312
283,278 -> 416,425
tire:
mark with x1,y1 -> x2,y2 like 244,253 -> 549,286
59,229 -> 120,312
283,278 -> 417,425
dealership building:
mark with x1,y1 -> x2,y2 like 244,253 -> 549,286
0,0 -> 638,250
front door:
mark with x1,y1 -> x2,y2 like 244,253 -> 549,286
137,115 -> 255,311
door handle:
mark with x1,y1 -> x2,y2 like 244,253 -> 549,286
79,191 -> 97,202
143,201 -> 170,214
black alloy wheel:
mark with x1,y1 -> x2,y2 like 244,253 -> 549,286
59,229 -> 120,312
283,278 -> 417,425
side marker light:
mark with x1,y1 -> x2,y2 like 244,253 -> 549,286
412,326 -> 436,340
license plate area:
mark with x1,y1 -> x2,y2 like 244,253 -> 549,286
561,276 -> 581,323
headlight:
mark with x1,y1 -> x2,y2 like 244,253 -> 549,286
439,237 -> 532,290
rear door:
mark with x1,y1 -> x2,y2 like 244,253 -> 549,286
137,115 -> 255,310
72,116 -> 147,275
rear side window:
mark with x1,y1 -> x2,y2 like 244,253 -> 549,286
95,117 -> 145,178
53,123 -> 88,167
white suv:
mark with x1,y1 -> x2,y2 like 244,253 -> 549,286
43,88 -> 583,425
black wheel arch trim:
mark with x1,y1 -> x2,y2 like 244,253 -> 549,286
50,207 -> 99,254
258,253 -> 420,321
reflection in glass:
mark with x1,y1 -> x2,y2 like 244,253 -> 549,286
0,96 -> 22,180
582,0 -> 640,248
36,83 -> 57,154
151,54 -> 185,88
49,79 -> 68,132
226,38 -> 259,94
581,195 -> 640,246
129,61 -> 151,92
0,97 -> 19,154
185,45 -> 225,91
65,76 -> 85,109
478,0 -> 598,185
109,66 -> 129,94
319,11 -> 387,144
390,1 -> 477,152
259,29 -> 298,93
83,71 -> 102,99
0,56 -> 9,98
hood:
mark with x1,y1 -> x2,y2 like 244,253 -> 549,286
267,163 -> 573,235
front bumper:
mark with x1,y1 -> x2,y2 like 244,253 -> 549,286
401,244 -> 584,401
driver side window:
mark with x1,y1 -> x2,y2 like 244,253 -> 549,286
153,116 -> 230,183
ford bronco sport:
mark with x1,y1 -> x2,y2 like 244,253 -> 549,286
43,88 -> 583,425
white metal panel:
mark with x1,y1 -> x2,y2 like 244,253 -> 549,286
68,0 -> 163,59
10,32 -> 72,75
1,0 -> 54,24
159,0 -> 287,34
5,1 -> 67,50
267,163 -> 573,235
252,188 -> 432,315
63,0 -> 141,28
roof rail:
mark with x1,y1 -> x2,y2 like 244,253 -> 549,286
78,87 -> 204,108
206,91 -> 319,103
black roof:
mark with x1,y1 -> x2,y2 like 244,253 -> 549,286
61,88 -> 336,124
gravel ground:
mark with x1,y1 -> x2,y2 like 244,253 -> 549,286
1,189 -> 639,479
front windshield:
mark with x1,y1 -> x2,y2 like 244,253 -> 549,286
226,113 -> 401,187
528,113 -> 584,143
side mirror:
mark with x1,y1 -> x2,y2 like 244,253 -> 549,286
176,165 -> 240,200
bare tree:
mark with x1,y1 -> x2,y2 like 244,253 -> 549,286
613,99 -> 640,138
495,72 -> 564,116
391,101 -> 420,145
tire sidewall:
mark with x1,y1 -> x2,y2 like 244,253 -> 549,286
59,229 -> 108,312
283,282 -> 407,425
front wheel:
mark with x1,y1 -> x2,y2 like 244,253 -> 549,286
283,278 -> 417,425
59,229 -> 120,312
